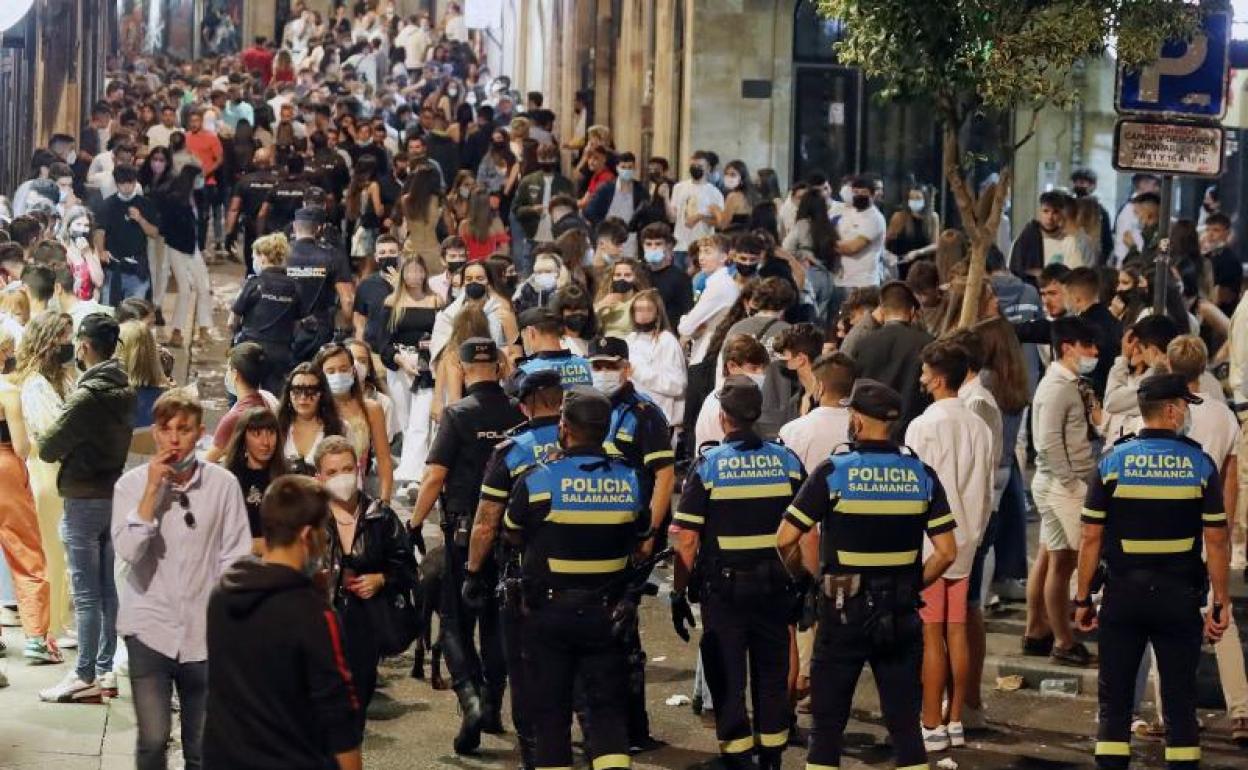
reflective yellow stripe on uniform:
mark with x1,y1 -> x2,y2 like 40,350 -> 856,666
511,463 -> 530,477
504,513 -> 520,530
838,549 -> 919,567
644,449 -> 675,465
1121,537 -> 1195,554
547,557 -> 629,574
530,491 -> 552,503
805,764 -> 839,770
927,513 -> 955,529
673,511 -> 705,525
536,766 -> 574,770
710,482 -> 795,500
1203,512 -> 1228,523
1165,746 -> 1200,761
1113,484 -> 1201,500
481,484 -> 508,498
834,499 -> 927,515
1094,741 -> 1131,756
897,765 -> 930,770
545,509 -> 636,524
604,442 -> 621,455
1081,507 -> 1106,520
718,533 -> 778,550
786,505 -> 815,527
758,729 -> 788,747
616,432 -> 634,442
591,753 -> 631,769
1103,472 -> 1119,482
719,735 -> 754,754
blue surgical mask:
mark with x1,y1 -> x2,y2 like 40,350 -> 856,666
1077,355 -> 1098,375
618,169 -> 634,183
644,249 -> 665,266
171,451 -> 197,475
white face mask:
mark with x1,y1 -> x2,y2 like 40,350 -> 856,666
69,220 -> 91,237
1077,355 -> 1098,375
533,272 -> 557,292
324,473 -> 358,503
1179,407 -> 1192,436
908,199 -> 925,213
839,184 -> 853,203
117,188 -> 137,202
746,372 -> 766,390
326,372 -> 355,395
723,174 -> 740,191
592,369 -> 623,397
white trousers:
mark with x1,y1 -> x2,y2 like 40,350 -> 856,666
165,246 -> 215,330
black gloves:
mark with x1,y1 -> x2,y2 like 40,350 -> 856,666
408,522 -> 427,557
670,590 -> 696,642
462,570 -> 488,610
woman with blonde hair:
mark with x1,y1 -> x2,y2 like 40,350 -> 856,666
116,319 -> 170,448
431,305 -> 498,424
16,311 -> 76,647
0,325 -> 60,662
230,233 -> 301,395
400,164 -> 446,273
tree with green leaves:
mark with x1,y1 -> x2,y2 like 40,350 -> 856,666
818,0 -> 1199,327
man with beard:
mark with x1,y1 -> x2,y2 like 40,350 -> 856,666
1009,191 -> 1078,279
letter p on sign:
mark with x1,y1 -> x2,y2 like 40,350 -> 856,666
1139,35 -> 1208,103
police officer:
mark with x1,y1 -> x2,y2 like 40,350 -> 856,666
670,376 -> 806,770
229,233 -> 304,394
1074,374 -> 1230,770
464,386 -> 646,770
513,307 -> 592,389
588,335 -> 675,748
287,207 -> 354,361
776,379 -> 957,770
225,146 -> 279,276
257,153 -> 313,236
466,368 -> 564,770
410,337 -> 525,755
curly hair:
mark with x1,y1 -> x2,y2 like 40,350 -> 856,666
15,311 -> 73,398
252,232 -> 291,267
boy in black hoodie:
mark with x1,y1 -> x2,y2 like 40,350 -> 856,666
203,475 -> 363,770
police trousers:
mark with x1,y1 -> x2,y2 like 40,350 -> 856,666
499,594 -> 535,761
700,590 -> 791,763
807,601 -> 927,770
522,600 -> 630,770
439,523 -> 505,694
1095,576 -> 1203,770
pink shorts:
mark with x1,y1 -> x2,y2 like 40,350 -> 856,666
919,576 -> 970,624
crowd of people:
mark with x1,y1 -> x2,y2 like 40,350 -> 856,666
0,1 -> 1245,769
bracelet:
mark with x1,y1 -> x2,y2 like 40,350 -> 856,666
1072,595 -> 1093,608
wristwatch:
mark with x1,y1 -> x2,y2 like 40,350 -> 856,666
1072,595 -> 1094,608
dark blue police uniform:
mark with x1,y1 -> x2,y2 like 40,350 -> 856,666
232,265 -> 304,393
287,233 -> 352,361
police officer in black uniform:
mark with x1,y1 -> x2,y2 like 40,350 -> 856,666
1075,374 -> 1230,770
776,379 -> 957,770
257,153 -> 313,236
230,233 -> 304,394
465,368 -> 564,770
409,337 -> 526,755
225,145 -> 279,276
671,376 -> 806,770
286,207 -> 354,361
464,386 -> 646,770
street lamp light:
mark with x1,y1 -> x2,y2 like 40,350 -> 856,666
0,0 -> 35,34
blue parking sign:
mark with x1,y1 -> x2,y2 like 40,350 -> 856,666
1117,10 -> 1231,119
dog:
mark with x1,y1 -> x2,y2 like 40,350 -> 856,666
409,543 -> 448,690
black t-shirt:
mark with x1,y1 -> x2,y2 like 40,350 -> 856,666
426,381 -> 526,514
648,264 -> 693,324
233,267 -> 305,343
95,194 -> 159,278
349,142 -> 389,176
352,274 -> 392,350
378,175 -> 402,225
264,178 -> 312,235
232,464 -> 272,537
287,238 -> 352,322
1210,247 -> 1242,292
234,170 -> 280,223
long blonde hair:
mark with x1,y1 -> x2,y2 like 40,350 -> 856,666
117,320 -> 166,387
384,254 -> 438,331
15,311 -> 73,397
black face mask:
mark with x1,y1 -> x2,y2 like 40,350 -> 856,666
634,320 -> 657,333
688,165 -> 704,181
492,140 -> 508,151
564,312 -> 589,334
1072,186 -> 1091,198
735,262 -> 758,277
464,282 -> 487,300
446,259 -> 467,274
852,195 -> 871,211
611,279 -> 634,294
540,162 -> 558,173
57,343 -> 75,366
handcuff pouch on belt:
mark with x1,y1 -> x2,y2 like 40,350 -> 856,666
699,557 -> 792,604
443,509 -> 472,548
820,573 -> 920,649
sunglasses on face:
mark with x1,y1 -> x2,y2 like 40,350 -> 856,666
290,385 -> 322,398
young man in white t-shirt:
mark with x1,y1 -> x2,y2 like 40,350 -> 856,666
668,151 -> 724,269
835,177 -> 887,294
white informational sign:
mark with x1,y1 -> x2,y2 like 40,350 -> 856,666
828,103 -> 845,126
465,0 -> 502,29
1112,119 -> 1225,177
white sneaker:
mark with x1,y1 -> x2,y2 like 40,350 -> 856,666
947,721 -> 966,747
922,723 -> 950,752
56,628 -> 78,650
0,605 -> 19,626
961,705 -> 988,731
97,671 -> 118,698
38,671 -> 103,704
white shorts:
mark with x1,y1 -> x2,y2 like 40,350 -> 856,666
1033,472 -> 1086,552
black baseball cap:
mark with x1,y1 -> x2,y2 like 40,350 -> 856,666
294,206 -> 324,224
844,378 -> 902,421
459,337 -> 499,364
562,385 -> 612,432
517,307 -> 559,330
588,336 -> 629,362
718,375 -> 762,423
516,368 -> 562,401
1137,373 -> 1202,406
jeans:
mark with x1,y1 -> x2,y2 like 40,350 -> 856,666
104,269 -> 151,307
61,498 -> 118,682
992,459 -> 1029,581
126,636 -> 207,770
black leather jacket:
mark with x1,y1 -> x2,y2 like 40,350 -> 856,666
326,495 -> 418,608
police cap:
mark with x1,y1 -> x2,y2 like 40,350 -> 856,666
588,336 -> 629,362
718,375 -> 763,424
293,206 -> 324,224
517,307 -> 559,330
516,368 -> 562,400
1137,373 -> 1202,406
844,378 -> 901,421
563,385 -> 612,433
459,336 -> 499,364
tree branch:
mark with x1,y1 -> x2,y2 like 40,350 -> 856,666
1011,108 -> 1042,155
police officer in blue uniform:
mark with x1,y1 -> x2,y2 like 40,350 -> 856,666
410,337 -> 526,755
464,386 -> 646,770
1075,374 -> 1231,770
466,368 -> 564,770
230,239 -> 304,394
225,146 -> 279,276
286,207 -> 354,361
777,379 -> 957,770
512,307 -> 593,389
257,153 -> 313,236
670,376 -> 806,770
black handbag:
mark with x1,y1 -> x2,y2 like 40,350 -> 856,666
366,580 -> 423,657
